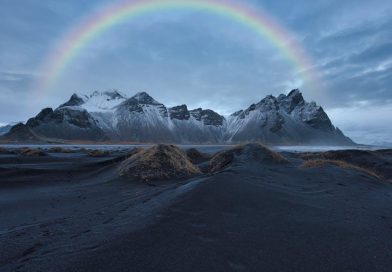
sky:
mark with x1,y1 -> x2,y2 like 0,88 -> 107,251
0,0 -> 391,145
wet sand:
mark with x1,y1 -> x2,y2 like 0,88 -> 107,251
0,147 -> 392,271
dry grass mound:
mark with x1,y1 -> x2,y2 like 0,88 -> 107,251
16,147 -> 47,157
301,150 -> 375,162
186,148 -> 211,164
88,150 -> 110,157
119,144 -> 201,182
301,159 -> 382,180
209,143 -> 288,173
301,149 -> 391,181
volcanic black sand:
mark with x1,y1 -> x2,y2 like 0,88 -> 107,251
0,144 -> 392,272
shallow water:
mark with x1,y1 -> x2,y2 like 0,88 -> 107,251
0,144 -> 390,153
273,145 -> 391,152
0,144 -> 232,154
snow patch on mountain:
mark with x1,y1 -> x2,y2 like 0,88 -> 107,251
60,89 -> 127,112
5,89 -> 354,145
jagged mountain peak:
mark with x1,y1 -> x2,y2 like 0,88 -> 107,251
4,88 -> 354,145
169,105 -> 190,120
60,93 -> 85,108
256,95 -> 279,110
287,88 -> 302,98
59,89 -> 128,111
189,108 -> 224,126
287,88 -> 304,102
170,104 -> 188,110
117,92 -> 168,118
129,91 -> 160,105
278,89 -> 305,113
89,89 -> 127,100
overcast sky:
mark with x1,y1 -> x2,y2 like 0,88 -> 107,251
0,0 -> 391,145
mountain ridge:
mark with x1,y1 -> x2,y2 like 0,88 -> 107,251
2,89 -> 354,145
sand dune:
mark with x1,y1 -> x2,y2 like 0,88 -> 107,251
0,145 -> 391,271
301,149 -> 392,181
209,143 -> 288,172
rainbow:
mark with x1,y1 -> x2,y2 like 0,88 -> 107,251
36,0 -> 319,93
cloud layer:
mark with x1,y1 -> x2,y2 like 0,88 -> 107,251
0,0 -> 391,144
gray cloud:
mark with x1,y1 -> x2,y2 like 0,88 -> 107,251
0,72 -> 34,93
0,0 -> 391,144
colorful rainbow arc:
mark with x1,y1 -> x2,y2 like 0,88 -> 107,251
36,0 -> 319,93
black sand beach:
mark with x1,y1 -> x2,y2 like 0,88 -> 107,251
1,145 -> 392,271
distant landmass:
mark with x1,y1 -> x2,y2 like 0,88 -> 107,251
2,89 -> 354,145
0,122 -> 19,136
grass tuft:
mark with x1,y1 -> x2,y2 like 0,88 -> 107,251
16,147 -> 47,157
119,144 -> 201,182
301,159 -> 383,180
87,150 -> 110,157
209,143 -> 288,173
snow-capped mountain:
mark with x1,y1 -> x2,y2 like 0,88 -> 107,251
2,89 -> 354,145
226,89 -> 352,144
60,90 -> 127,112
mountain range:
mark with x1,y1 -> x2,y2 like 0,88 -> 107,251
2,89 -> 354,145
